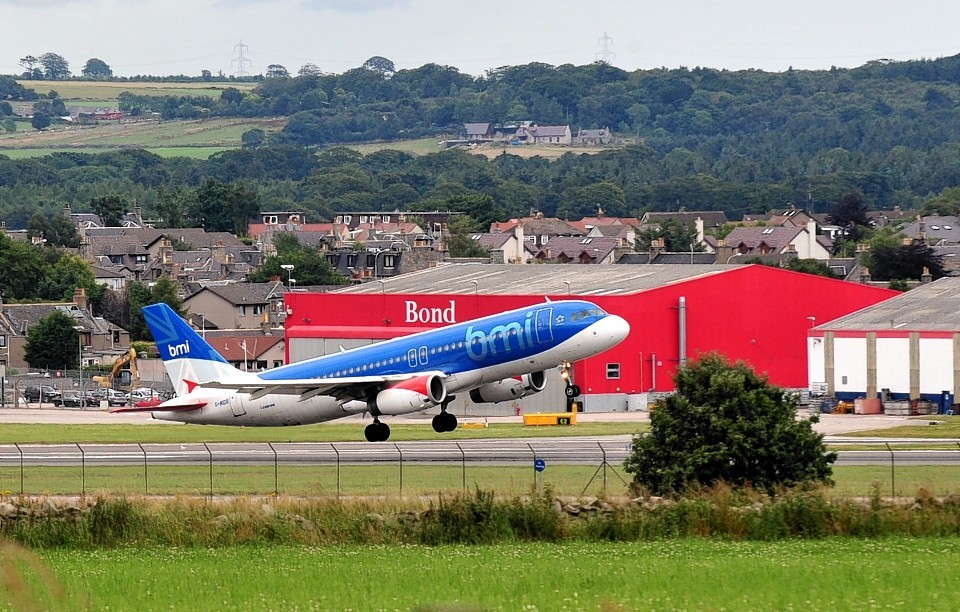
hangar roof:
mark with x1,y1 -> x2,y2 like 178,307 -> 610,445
817,277 -> 960,331
334,263 -> 735,296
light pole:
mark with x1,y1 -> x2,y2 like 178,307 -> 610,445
726,252 -> 743,264
199,313 -> 206,340
563,280 -> 571,295
73,326 -> 84,402
280,264 -> 294,287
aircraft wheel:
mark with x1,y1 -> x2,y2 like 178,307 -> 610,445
570,385 -> 581,397
364,422 -> 380,442
443,411 -> 458,432
432,413 -> 446,433
377,421 -> 391,441
564,384 -> 577,398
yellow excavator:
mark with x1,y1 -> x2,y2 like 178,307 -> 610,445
92,347 -> 140,391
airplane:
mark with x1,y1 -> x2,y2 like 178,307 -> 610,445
114,300 -> 630,441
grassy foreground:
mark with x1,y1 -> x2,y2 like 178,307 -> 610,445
14,539 -> 960,610
0,464 -> 957,498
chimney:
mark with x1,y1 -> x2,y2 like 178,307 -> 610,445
513,221 -> 524,264
921,267 -> 933,284
860,267 -> 872,284
807,219 -> 818,256
73,287 -> 88,311
695,217 -> 704,245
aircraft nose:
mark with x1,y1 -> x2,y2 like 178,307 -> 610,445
595,314 -> 630,346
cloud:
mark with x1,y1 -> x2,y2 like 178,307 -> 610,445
299,0 -> 407,9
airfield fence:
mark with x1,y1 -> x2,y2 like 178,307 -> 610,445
0,440 -> 633,498
0,441 -> 956,499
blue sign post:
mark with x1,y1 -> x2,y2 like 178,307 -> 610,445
534,458 -> 546,472
533,457 -> 546,493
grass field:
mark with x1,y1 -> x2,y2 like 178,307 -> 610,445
0,461 -> 953,498
19,539 -> 960,610
0,420 -> 643,444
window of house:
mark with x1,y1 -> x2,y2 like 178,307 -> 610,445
382,215 -> 390,223
359,215 -> 368,223
383,255 -> 396,269
347,254 -> 357,267
433,222 -> 443,235
606,363 -> 621,379
0,335 -> 5,348
343,215 -> 352,224
273,360 -> 283,368
540,236 -> 549,245
253,305 -> 263,315
366,254 -> 376,267
238,305 -> 247,316
266,215 -> 278,225
135,254 -> 148,263
112,331 -> 120,343
335,215 -> 343,224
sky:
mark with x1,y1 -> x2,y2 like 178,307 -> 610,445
2,0 -> 959,78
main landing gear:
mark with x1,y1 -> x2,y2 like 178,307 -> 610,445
364,419 -> 391,442
432,398 -> 458,433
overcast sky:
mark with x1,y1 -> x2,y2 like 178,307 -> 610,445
2,0 -> 958,78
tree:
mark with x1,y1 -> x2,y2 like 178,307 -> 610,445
637,218 -> 703,252
298,63 -> 322,77
241,128 -> 266,148
126,276 -> 184,341
19,56 -> 43,79
81,58 -> 113,78
445,215 -> 490,258
624,353 -> 836,495
26,210 -> 79,248
188,179 -> 260,235
828,191 -> 871,244
362,56 -> 396,76
90,195 -> 128,227
866,238 -> 945,282
265,64 -> 290,79
246,232 -> 347,286
24,310 -> 81,370
39,53 -> 71,80
31,113 -> 51,131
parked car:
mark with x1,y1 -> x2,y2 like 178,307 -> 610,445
23,385 -> 62,403
85,388 -> 129,407
53,392 -> 83,408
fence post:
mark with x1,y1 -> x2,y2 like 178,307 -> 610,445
456,442 -> 465,490
599,441 -> 608,493
268,443 -> 278,497
331,443 -> 341,499
14,443 -> 22,495
138,443 -> 148,494
75,443 -> 85,498
203,443 -> 213,500
885,442 -> 895,499
395,443 -> 403,495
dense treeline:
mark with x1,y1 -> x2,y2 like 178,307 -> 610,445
5,55 -> 960,224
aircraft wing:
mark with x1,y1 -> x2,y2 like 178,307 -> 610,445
109,398 -> 208,413
198,372 -> 446,403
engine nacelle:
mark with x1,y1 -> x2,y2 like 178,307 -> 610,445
373,374 -> 447,415
469,371 -> 547,404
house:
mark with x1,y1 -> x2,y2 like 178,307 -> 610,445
0,288 -> 130,370
90,265 -> 128,291
901,215 -> 960,245
470,225 -> 533,264
333,211 -> 462,240
584,224 -> 635,248
534,236 -> 623,264
199,332 -> 286,371
182,282 -> 286,331
491,214 -> 584,248
515,125 -> 572,145
577,128 -> 612,145
724,221 -> 832,260
640,211 -> 729,233
247,211 -> 334,255
464,123 -> 493,141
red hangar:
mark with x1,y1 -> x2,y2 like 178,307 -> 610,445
283,264 -> 896,414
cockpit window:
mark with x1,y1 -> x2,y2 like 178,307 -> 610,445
570,308 -> 606,322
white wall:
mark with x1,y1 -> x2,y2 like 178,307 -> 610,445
833,337 -> 867,394
920,338 -> 954,394
876,338 -> 910,393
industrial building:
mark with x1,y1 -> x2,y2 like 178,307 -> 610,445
808,276 -> 960,409
283,264 -> 896,414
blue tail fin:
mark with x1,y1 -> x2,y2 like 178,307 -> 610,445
143,303 -> 237,396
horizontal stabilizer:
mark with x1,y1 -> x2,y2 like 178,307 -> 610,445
109,400 -> 207,414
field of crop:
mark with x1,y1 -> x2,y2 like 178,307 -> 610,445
16,80 -> 258,102
15,539 -> 958,609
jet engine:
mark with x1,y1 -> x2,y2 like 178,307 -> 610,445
468,371 -> 547,404
372,373 -> 447,415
